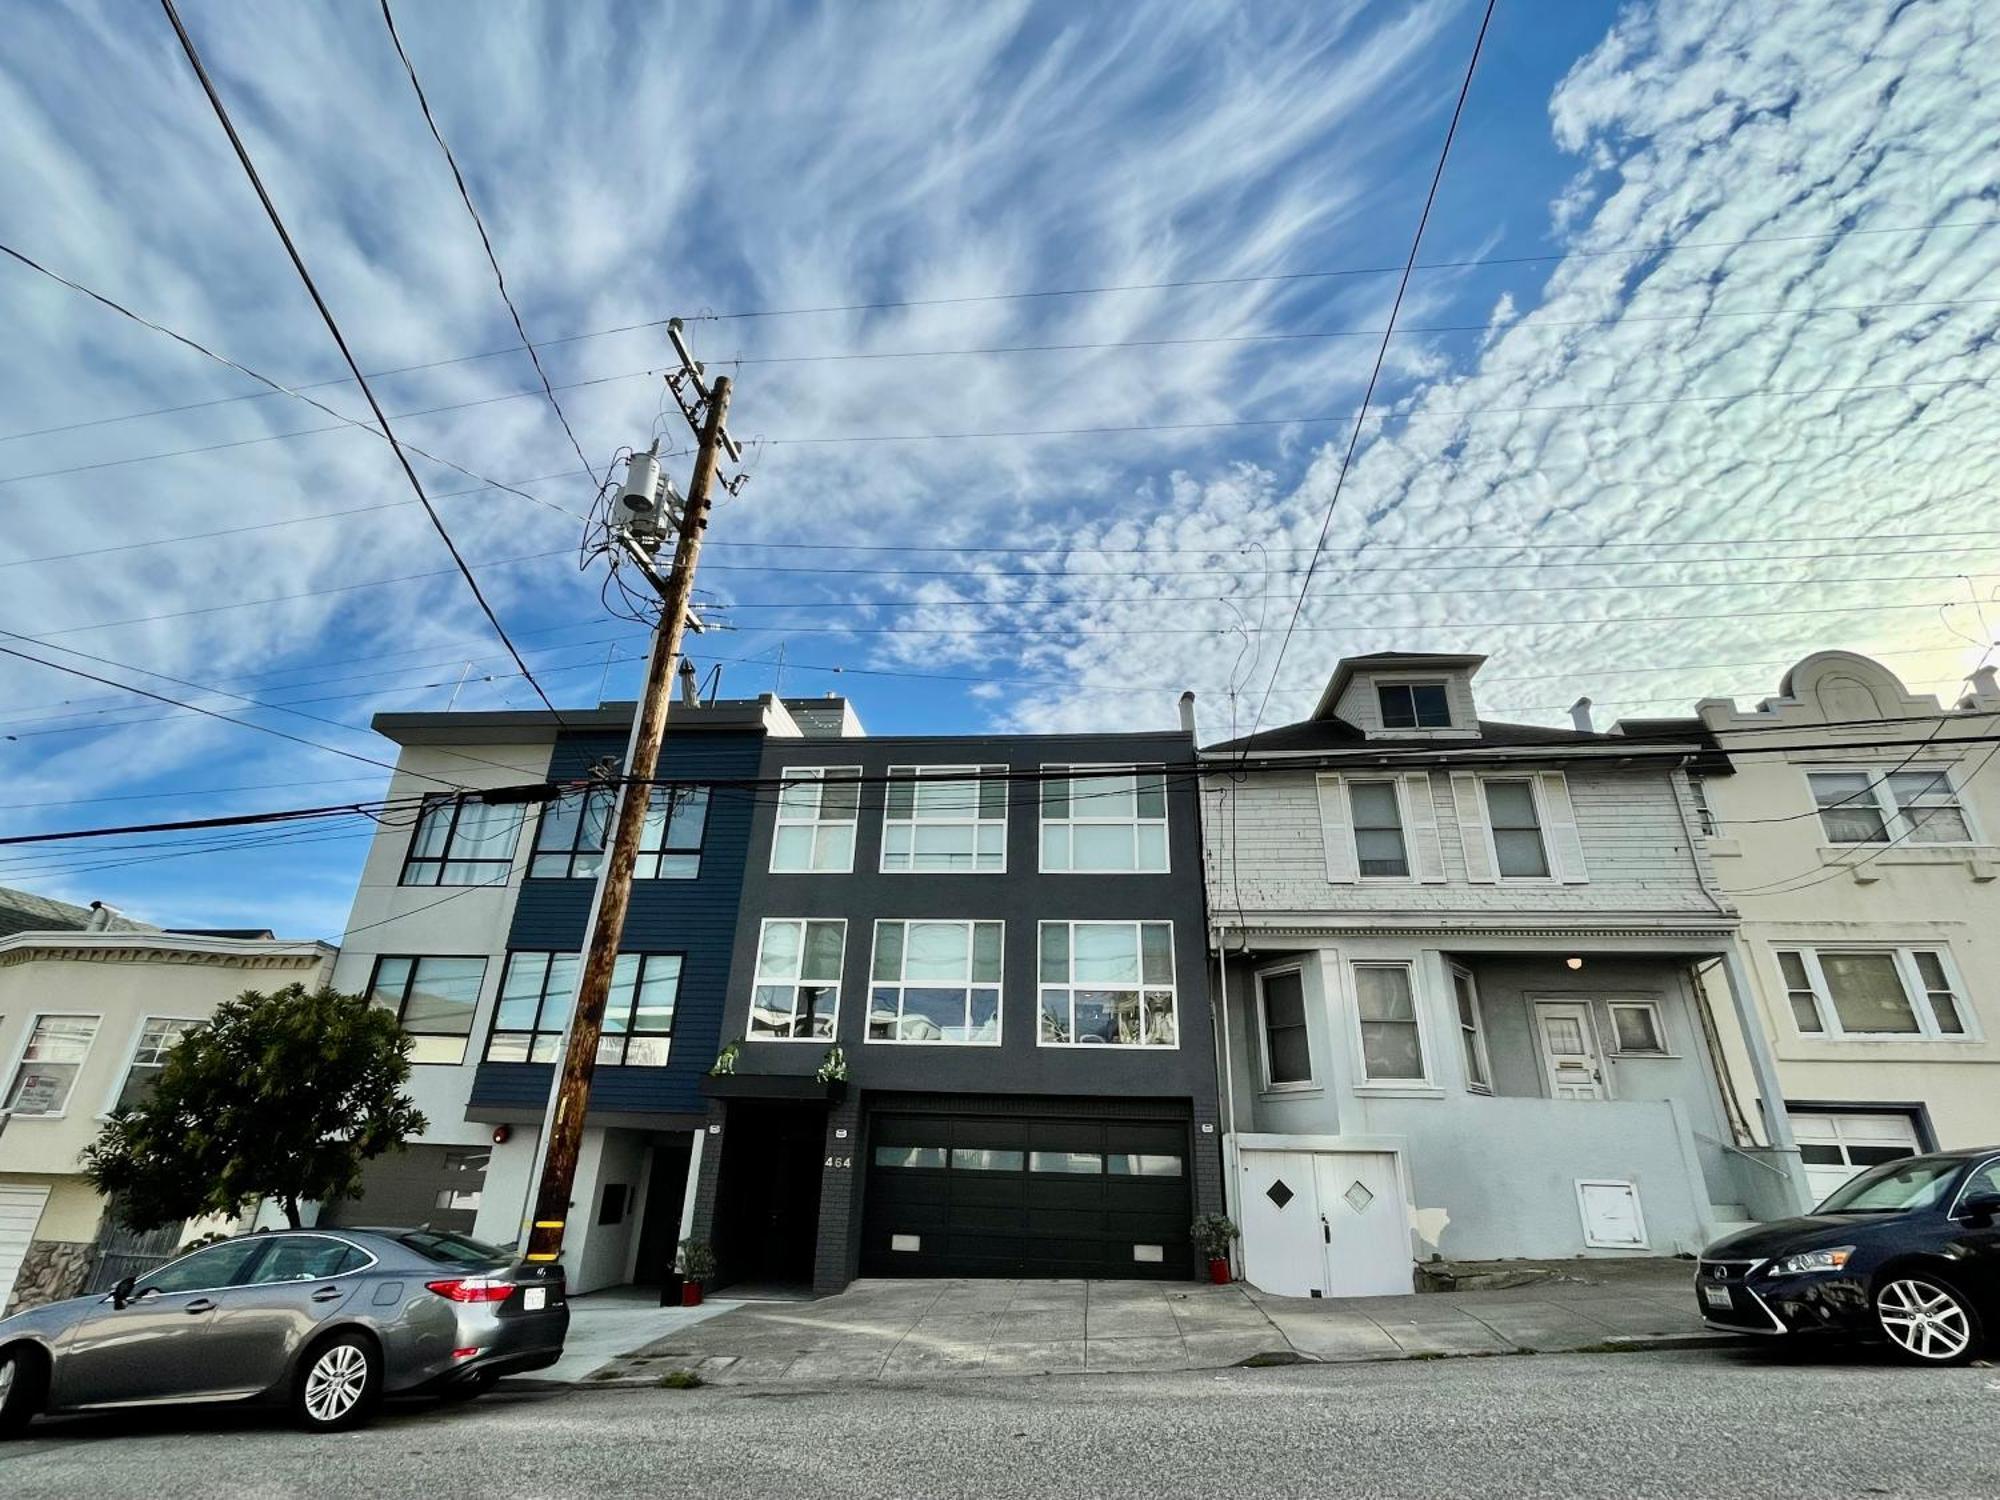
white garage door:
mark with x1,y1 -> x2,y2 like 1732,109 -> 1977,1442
1790,1111 -> 1920,1205
0,1185 -> 51,1312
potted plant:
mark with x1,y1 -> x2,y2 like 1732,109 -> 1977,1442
1191,1214 -> 1238,1285
816,1044 -> 848,1084
678,1239 -> 716,1306
709,1041 -> 741,1076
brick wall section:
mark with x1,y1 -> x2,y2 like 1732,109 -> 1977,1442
685,1100 -> 728,1262
813,1093 -> 865,1294
1204,763 -> 1725,916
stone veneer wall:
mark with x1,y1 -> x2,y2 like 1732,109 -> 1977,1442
4,1239 -> 92,1315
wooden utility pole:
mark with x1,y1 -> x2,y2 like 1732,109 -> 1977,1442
523,343 -> 734,1266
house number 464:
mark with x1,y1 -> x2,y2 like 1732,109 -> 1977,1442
825,1155 -> 853,1169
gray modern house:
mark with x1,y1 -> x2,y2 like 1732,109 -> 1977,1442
688,722 -> 1225,1293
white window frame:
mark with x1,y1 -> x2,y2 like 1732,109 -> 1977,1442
1348,961 -> 1434,1090
1775,945 -> 1979,1042
865,919 -> 1005,1046
1479,775 -> 1557,883
749,918 -> 848,1042
770,766 -> 861,874
1038,763 -> 1170,875
2,1011 -> 103,1120
101,1014 -> 204,1117
1450,964 -> 1492,1094
1375,678 -> 1454,731
1805,765 -> 1980,848
1254,964 -> 1315,1091
1347,776 -> 1414,882
879,764 -> 1008,875
1606,1000 -> 1671,1056
1035,919 -> 1180,1049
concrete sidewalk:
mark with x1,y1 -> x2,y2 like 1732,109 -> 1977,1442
585,1260 -> 1714,1385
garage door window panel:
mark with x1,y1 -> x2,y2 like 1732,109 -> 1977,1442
751,919 -> 846,1039
1038,921 -> 1177,1046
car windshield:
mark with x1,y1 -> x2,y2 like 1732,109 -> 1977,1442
397,1230 -> 511,1267
1815,1157 -> 1962,1213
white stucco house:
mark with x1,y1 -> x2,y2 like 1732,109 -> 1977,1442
1200,653 -> 1810,1298
1647,651 -> 2000,1202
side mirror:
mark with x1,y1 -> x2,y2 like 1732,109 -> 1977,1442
110,1274 -> 137,1309
1957,1191 -> 2000,1225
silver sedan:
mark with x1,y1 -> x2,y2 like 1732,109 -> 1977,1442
0,1226 -> 567,1433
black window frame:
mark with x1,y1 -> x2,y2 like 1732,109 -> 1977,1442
398,793 -> 523,887
367,954 -> 488,1066
528,782 -> 710,881
1377,681 -> 1452,730
485,949 -> 683,1066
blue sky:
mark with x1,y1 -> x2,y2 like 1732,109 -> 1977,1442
2,0 -> 1996,939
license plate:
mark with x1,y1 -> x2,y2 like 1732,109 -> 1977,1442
1701,1284 -> 1733,1311
524,1287 -> 547,1311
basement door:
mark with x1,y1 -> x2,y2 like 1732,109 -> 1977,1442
1238,1149 -> 1410,1298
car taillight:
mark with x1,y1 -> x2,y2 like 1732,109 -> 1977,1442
425,1277 -> 513,1304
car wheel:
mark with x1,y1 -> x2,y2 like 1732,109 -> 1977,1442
0,1345 -> 47,1438
1874,1274 -> 1983,1366
293,1333 -> 380,1432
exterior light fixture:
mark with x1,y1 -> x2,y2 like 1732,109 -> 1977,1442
1565,956 -> 1584,971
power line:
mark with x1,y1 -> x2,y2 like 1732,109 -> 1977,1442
376,0 -> 595,484
158,0 -> 568,723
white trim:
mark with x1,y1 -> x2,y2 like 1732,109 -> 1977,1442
1345,959 -> 1432,1087
1349,775 -> 1417,883
1606,1000 -> 1671,1057
747,917 -> 849,1042
99,1013 -> 206,1117
1402,772 -> 1447,883
1254,964 -> 1315,1091
769,766 -> 861,875
1373,676 -> 1456,732
863,918 -> 1005,1046
1315,773 -> 1357,884
1449,964 -> 1492,1094
1575,1179 -> 1649,1250
1804,763 -> 1982,848
1034,919 -> 1181,1049
1775,943 -> 1981,1042
878,764 -> 1009,876
1,1010 -> 104,1120
1477,774 -> 1560,885
1037,762 -> 1171,875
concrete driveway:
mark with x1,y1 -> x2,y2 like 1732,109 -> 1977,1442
586,1261 -> 1712,1384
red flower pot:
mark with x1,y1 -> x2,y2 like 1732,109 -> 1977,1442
681,1281 -> 704,1307
1208,1257 -> 1230,1285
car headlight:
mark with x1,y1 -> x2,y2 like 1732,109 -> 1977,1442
1770,1246 -> 1854,1276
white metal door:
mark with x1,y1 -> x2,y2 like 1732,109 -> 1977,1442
1790,1111 -> 1921,1204
1238,1150 -> 1326,1297
1312,1153 -> 1411,1297
1535,1001 -> 1606,1100
1577,1180 -> 1648,1248
0,1184 -> 51,1311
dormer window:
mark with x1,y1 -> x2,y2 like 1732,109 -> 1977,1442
1378,682 -> 1451,730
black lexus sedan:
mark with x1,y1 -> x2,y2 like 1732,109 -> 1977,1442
1696,1147 -> 2000,1364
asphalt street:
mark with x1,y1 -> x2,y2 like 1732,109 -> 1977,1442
4,1345 -> 1998,1499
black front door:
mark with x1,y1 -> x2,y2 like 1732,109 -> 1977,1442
713,1104 -> 825,1286
633,1136 -> 694,1285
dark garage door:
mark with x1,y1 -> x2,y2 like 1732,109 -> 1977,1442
319,1145 -> 489,1236
862,1111 -> 1192,1279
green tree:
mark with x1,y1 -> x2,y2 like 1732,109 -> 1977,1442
83,983 -> 427,1231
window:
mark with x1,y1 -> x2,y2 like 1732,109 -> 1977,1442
1378,681 -> 1451,730
1040,766 -> 1168,872
1451,967 -> 1490,1092
1353,965 -> 1425,1083
1349,780 -> 1409,877
1108,1154 -> 1183,1176
867,920 -> 1003,1044
370,956 -> 487,1065
1776,947 -> 1972,1039
4,1014 -> 99,1116
874,1145 -> 946,1169
530,783 -> 709,880
1030,1150 -> 1103,1173
882,765 -> 1007,872
952,1148 -> 1024,1171
1037,921 -> 1177,1046
111,1017 -> 198,1113
750,919 -> 846,1039
434,1149 -> 488,1213
1256,968 -> 1312,1088
136,1238 -> 267,1295
486,951 -> 680,1064
1808,768 -> 1974,846
1608,1002 -> 1668,1055
1483,778 -> 1550,878
399,794 -> 524,886
246,1236 -> 365,1284
1689,777 -> 1717,837
771,767 -> 861,872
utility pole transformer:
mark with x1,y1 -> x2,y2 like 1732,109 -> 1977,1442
523,327 -> 736,1266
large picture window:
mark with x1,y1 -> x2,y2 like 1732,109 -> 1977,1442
4,1014 -> 99,1116
882,766 -> 1007,873
1776,947 -> 1972,1040
750,919 -> 846,1039
368,955 -> 487,1065
486,951 -> 680,1065
530,783 -> 709,879
1037,920 -> 1177,1046
399,794 -> 524,887
772,768 -> 861,872
1807,769 -> 1973,846
1039,766 -> 1168,873
867,920 -> 1003,1043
